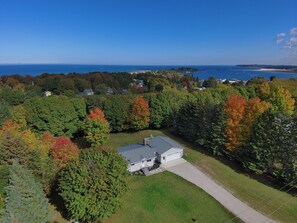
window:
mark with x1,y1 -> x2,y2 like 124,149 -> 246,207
163,157 -> 165,160
147,159 -> 151,162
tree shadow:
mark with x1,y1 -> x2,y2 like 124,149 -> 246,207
49,180 -> 70,221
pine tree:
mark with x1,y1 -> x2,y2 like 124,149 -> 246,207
208,104 -> 227,156
2,161 -> 50,223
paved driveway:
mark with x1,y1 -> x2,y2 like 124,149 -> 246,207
162,159 -> 277,223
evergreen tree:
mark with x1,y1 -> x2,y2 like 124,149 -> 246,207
176,101 -> 200,142
240,110 -> 297,186
207,104 -> 227,156
2,162 -> 50,223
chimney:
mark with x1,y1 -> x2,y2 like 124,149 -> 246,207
143,138 -> 149,146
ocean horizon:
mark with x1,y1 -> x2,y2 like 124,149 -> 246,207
1,64 -> 297,81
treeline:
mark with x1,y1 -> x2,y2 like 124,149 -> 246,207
175,81 -> 296,186
0,69 -> 198,96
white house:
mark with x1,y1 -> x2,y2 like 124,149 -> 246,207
117,136 -> 184,172
44,91 -> 52,97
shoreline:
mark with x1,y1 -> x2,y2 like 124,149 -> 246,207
258,68 -> 297,74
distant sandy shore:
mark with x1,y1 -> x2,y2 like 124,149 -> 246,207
129,70 -> 151,74
259,68 -> 288,72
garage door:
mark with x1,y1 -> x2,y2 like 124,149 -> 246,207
165,152 -> 181,162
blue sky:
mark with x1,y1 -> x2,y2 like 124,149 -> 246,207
0,0 -> 296,65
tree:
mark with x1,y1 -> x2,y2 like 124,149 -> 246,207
25,96 -> 86,137
0,121 -> 32,166
202,76 -> 217,88
208,104 -> 227,155
149,93 -> 171,129
0,87 -> 26,106
9,105 -> 27,127
0,100 -> 10,126
2,162 -> 50,223
51,136 -> 79,169
58,150 -> 128,222
269,85 -> 295,115
224,95 -> 246,151
128,96 -> 150,130
103,96 -> 129,132
240,97 -> 270,143
56,78 -> 75,95
176,101 -> 201,142
84,108 -> 110,146
240,110 -> 297,186
74,78 -> 91,92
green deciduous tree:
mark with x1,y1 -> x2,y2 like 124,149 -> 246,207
2,162 -> 50,223
9,105 -> 27,127
0,100 -> 10,126
58,150 -> 128,222
84,108 -> 110,146
0,87 -> 26,106
25,96 -> 86,137
103,96 -> 130,132
149,93 -> 171,129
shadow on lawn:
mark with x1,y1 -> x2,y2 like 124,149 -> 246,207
161,129 -> 297,196
49,181 -> 70,222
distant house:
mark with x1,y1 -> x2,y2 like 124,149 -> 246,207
44,91 -> 52,97
77,88 -> 94,97
117,136 -> 184,172
106,87 -> 114,95
83,89 -> 94,96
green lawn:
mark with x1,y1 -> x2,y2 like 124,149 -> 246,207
106,129 -> 297,223
104,172 -> 241,223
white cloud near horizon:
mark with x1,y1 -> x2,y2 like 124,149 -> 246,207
276,27 -> 297,56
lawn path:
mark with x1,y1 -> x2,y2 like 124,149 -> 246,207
162,159 -> 277,223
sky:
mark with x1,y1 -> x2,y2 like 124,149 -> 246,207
0,0 -> 296,65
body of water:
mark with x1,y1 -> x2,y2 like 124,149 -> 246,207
0,64 -> 297,80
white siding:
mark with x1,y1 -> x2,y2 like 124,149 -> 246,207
128,157 -> 156,172
158,148 -> 183,164
165,152 -> 182,162
128,162 -> 142,172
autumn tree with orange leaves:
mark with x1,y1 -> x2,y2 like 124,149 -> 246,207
84,108 -> 110,146
224,95 -> 246,151
224,95 -> 271,151
240,97 -> 270,143
128,96 -> 150,130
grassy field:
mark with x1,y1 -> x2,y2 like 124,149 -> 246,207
104,172 -> 240,223
106,129 -> 297,223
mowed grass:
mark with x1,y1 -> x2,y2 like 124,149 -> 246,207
104,172 -> 241,223
107,129 -> 297,223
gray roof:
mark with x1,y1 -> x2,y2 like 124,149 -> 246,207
148,136 -> 183,154
117,136 -> 183,164
117,144 -> 156,164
